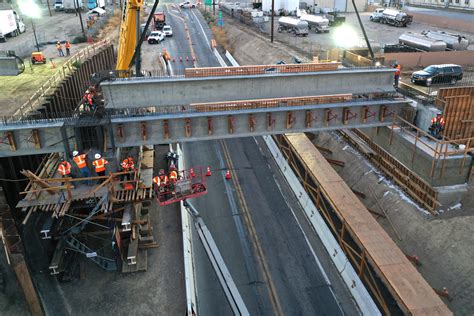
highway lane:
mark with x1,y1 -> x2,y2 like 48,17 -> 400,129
156,6 -> 361,315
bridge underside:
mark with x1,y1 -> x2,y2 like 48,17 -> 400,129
0,95 -> 406,156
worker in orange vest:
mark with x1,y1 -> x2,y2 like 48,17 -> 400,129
168,165 -> 178,184
65,40 -> 71,56
58,158 -> 72,177
72,150 -> 91,179
93,153 -> 109,182
56,41 -> 64,57
83,89 -> 94,111
121,157 -> 136,182
429,113 -> 445,138
158,169 -> 168,188
393,62 -> 401,87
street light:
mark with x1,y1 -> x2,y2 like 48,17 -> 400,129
18,0 -> 41,52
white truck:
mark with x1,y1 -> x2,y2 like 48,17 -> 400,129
0,10 -> 25,42
300,14 -> 329,33
370,8 -> 413,27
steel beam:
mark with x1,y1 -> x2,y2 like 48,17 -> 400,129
0,99 -> 405,157
101,68 -> 396,108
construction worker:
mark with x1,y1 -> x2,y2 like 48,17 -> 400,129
158,169 -> 168,188
57,158 -> 72,178
121,157 -> 136,182
429,113 -> 445,138
83,89 -> 94,111
168,165 -> 178,184
152,175 -> 161,197
393,62 -> 401,87
56,41 -> 65,57
65,40 -> 71,56
73,150 -> 91,181
93,153 -> 108,182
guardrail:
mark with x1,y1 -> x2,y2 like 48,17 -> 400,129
13,38 -> 112,117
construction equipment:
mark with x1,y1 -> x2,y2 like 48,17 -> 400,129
370,8 -> 413,27
156,167 -> 208,206
277,17 -> 308,37
153,11 -> 166,30
31,52 -> 47,65
300,14 -> 329,33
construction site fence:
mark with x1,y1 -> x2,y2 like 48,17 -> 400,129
390,115 -> 474,178
14,39 -> 113,117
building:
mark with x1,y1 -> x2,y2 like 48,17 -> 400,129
406,0 -> 474,11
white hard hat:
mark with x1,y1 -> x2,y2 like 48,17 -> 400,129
73,150 -> 79,156
95,153 -> 101,159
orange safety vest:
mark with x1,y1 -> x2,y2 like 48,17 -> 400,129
395,65 -> 401,76
65,41 -> 71,49
153,176 -> 160,186
159,175 -> 168,186
431,116 -> 445,126
93,158 -> 108,172
58,161 -> 72,176
121,158 -> 135,170
169,170 -> 178,182
73,154 -> 87,169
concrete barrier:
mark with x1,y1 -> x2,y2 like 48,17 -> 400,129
0,57 -> 21,76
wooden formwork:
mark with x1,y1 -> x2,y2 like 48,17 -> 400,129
276,133 -> 451,315
184,62 -> 341,78
437,86 -> 474,142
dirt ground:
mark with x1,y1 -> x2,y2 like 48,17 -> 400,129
221,16 -> 474,314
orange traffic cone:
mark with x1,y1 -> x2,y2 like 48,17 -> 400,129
206,166 -> 212,177
190,168 -> 195,178
225,170 -> 231,180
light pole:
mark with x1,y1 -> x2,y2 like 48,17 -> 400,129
19,0 -> 41,51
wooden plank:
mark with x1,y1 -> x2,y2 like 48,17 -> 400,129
11,254 -> 44,316
285,133 -> 451,315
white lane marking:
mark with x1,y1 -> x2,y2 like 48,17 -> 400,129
191,10 -> 211,49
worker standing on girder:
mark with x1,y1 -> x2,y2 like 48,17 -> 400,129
393,62 -> 401,87
83,89 -> 94,111
121,157 -> 136,183
168,165 -> 178,184
58,158 -> 72,178
429,113 -> 445,138
73,150 -> 91,184
93,153 -> 109,182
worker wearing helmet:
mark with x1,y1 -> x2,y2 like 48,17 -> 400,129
57,158 -> 72,178
72,150 -> 91,182
169,166 -> 178,184
158,169 -> 169,188
121,156 -> 136,182
56,41 -> 64,57
92,153 -> 109,182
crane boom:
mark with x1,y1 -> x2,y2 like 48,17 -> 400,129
116,0 -> 144,71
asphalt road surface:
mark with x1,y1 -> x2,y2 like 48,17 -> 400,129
156,5 -> 361,315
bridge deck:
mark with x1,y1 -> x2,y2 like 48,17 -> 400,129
285,133 -> 451,315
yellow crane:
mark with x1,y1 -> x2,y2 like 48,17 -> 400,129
116,0 -> 144,72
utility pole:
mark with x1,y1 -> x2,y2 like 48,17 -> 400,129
76,0 -> 86,38
270,0 -> 274,43
46,0 -> 52,16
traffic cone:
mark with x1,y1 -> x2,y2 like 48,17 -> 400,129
190,168 -> 195,178
225,170 -> 231,180
172,57 -> 175,62
186,56 -> 189,62
206,166 -> 212,177
180,56 -> 183,62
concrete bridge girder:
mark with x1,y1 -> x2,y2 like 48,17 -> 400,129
101,68 -> 396,108
0,99 -> 405,157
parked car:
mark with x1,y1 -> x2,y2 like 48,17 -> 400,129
147,31 -> 165,44
179,1 -> 196,8
54,0 -> 64,11
411,64 -> 463,86
162,25 -> 173,37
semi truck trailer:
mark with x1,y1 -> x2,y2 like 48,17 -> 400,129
278,17 -> 308,37
0,10 -> 25,42
370,8 -> 413,27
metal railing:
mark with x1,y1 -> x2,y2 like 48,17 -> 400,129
13,38 -> 112,117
